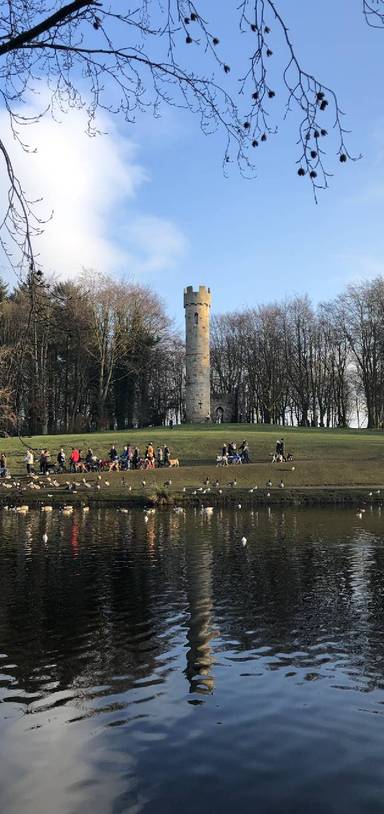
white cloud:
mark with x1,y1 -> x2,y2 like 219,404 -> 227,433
0,98 -> 187,280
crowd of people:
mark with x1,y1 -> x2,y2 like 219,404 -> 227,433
0,435 -> 293,478
218,439 -> 250,464
21,443 -> 175,476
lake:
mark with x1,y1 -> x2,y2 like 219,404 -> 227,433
1,505 -> 384,813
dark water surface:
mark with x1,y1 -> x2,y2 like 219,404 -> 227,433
1,506 -> 384,813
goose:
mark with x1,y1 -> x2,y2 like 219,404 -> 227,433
237,503 -> 242,510
266,480 -> 272,488
241,536 -> 247,546
280,481 -> 285,489
228,479 -> 237,488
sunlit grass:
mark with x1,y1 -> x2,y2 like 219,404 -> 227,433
1,424 -> 384,491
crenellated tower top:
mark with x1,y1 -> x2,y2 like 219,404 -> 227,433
183,285 -> 211,308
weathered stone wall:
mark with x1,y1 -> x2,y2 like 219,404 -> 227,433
184,285 -> 211,423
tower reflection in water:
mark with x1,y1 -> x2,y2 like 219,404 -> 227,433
184,526 -> 215,695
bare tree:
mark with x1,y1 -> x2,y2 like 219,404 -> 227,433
0,1 -> 379,272
337,279 -> 384,429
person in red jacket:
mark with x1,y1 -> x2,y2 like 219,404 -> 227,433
70,447 -> 80,472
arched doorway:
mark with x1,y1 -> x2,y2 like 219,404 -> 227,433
215,406 -> 224,424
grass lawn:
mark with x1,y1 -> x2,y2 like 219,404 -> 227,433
0,424 -> 383,505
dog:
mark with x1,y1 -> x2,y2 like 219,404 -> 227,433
216,454 -> 228,466
169,458 -> 180,467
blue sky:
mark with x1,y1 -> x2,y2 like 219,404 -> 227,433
2,1 -> 384,331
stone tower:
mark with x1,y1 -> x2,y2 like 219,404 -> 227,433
184,285 -> 211,423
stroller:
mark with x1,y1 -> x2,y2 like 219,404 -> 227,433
228,452 -> 242,465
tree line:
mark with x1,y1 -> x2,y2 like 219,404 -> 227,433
0,271 -> 184,435
211,277 -> 384,429
1,273 -> 384,434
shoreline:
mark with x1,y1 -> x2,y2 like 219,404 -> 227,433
0,486 -> 382,510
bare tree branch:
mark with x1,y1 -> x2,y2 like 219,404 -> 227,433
0,1 -> 379,271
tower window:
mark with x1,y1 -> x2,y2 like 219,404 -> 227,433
194,312 -> 199,325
